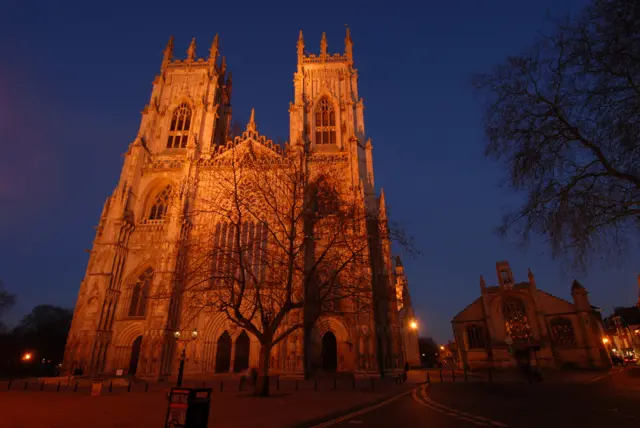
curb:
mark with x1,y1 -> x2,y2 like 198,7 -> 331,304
293,383 -> 424,428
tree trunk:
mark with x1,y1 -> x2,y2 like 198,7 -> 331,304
254,343 -> 271,397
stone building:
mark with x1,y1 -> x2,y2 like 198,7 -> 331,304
62,31 -> 418,379
452,261 -> 610,370
394,256 -> 420,367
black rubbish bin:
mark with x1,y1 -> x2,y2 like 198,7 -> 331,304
165,387 -> 212,428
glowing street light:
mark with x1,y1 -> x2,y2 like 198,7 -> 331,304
174,328 -> 199,387
409,320 -> 418,330
22,352 -> 32,362
440,345 -> 445,351
602,337 -> 609,344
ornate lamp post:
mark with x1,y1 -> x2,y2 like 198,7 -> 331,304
174,328 -> 198,387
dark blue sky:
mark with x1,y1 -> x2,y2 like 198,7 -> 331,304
1,0 -> 637,342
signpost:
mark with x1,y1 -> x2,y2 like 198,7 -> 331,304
165,387 -> 212,428
91,379 -> 102,396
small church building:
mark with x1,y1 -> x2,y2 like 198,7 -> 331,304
452,261 -> 610,370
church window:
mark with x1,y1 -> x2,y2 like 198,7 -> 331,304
466,325 -> 486,349
314,97 -> 336,145
316,179 -> 340,216
500,270 -> 511,284
503,297 -> 533,343
129,268 -> 153,317
167,103 -> 192,149
550,318 -> 577,347
148,185 -> 172,221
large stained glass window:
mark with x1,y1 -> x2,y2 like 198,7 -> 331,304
503,297 -> 532,343
550,318 -> 577,347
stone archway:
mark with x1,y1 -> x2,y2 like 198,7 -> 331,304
128,336 -> 143,375
322,332 -> 338,372
215,331 -> 232,373
233,331 -> 250,373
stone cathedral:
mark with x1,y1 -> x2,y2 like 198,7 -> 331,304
63,31 -> 419,379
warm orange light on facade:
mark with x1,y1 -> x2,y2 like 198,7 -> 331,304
22,352 -> 32,361
409,321 -> 418,330
440,345 -> 445,350
602,337 -> 609,344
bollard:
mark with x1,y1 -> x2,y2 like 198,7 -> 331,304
488,368 -> 493,384
145,381 -> 149,392
464,368 -> 468,382
452,370 -> 456,383
40,381 -> 45,391
239,376 -> 244,391
7,379 -> 11,390
108,381 -> 112,393
370,378 -> 375,390
74,380 -> 78,392
127,381 -> 131,392
24,381 -> 28,390
295,380 -> 299,391
57,381 -> 61,392
202,381 -> 205,387
277,376 -> 280,391
427,371 -> 431,384
220,380 -> 224,392
314,378 -> 318,390
352,375 -> 356,389
333,377 -> 337,390
439,369 -> 443,383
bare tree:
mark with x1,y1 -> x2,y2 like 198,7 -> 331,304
474,0 -> 640,269
0,281 -> 16,333
171,141 -> 375,396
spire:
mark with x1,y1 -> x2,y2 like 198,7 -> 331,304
220,56 -> 227,74
637,274 -> 640,308
480,275 -> 486,290
161,35 -> 174,70
345,26 -> 353,64
246,108 -> 257,132
209,34 -> 219,64
320,32 -> 328,57
187,37 -> 196,62
379,188 -> 387,220
297,30 -> 305,64
395,256 -> 404,269
528,268 -> 536,287
571,279 -> 586,293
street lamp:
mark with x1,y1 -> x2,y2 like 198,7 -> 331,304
21,352 -> 32,362
409,320 -> 418,330
602,337 -> 609,345
440,345 -> 445,351
174,328 -> 199,387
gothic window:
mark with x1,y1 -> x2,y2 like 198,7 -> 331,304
211,221 -> 269,287
314,97 -> 336,145
148,185 -> 172,221
550,318 -> 577,347
466,325 -> 486,349
316,179 -> 340,216
167,103 -> 192,149
129,268 -> 153,317
503,297 -> 532,343
500,270 -> 511,284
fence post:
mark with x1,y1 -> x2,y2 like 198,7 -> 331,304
220,380 -> 224,392
295,379 -> 299,391
277,376 -> 280,391
7,379 -> 11,390
464,368 -> 468,382
57,381 -> 61,392
74,380 -> 78,392
314,378 -> 318,391
40,381 -> 45,391
24,381 -> 28,390
352,375 -> 356,389
333,377 -> 337,390
127,381 -> 131,392
439,369 -> 443,383
109,381 -> 113,393
145,381 -> 149,392
452,370 -> 456,383
239,376 -> 243,391
370,378 -> 375,390
427,371 -> 431,384
488,367 -> 493,384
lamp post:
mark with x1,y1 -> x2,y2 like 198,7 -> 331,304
402,320 -> 418,370
174,328 -> 199,387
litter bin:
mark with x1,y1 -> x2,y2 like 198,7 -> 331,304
165,387 -> 212,428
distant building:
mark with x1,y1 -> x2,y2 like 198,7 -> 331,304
602,276 -> 640,362
452,261 -> 610,370
393,257 -> 420,368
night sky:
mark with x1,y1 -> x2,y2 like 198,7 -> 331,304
1,0 -> 637,343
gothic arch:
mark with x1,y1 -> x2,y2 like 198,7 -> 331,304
114,320 -> 145,347
312,94 -> 340,147
312,316 -> 351,344
136,178 -> 177,223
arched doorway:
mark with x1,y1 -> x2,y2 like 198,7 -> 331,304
233,331 -> 250,373
215,331 -> 232,373
129,336 -> 143,376
322,331 -> 338,371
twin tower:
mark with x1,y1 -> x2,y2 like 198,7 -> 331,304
62,31 -> 419,379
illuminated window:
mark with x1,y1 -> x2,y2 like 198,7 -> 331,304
167,103 -> 192,148
314,97 -> 336,145
129,268 -> 153,317
550,318 -> 577,347
148,185 -> 172,221
503,297 -> 532,343
466,325 -> 486,349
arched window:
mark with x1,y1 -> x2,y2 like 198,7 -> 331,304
466,325 -> 486,349
129,268 -> 153,317
550,318 -> 577,347
167,103 -> 192,149
314,97 -> 336,145
503,297 -> 533,343
148,185 -> 172,221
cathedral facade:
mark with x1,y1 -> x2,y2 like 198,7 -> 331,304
62,31 -> 418,380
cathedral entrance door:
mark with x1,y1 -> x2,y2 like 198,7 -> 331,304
233,331 -> 250,373
322,332 -> 338,372
128,336 -> 142,376
215,331 -> 232,373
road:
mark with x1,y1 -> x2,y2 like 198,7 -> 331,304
321,368 -> 640,428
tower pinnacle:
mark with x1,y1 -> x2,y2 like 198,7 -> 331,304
161,35 -> 174,70
345,26 -> 353,64
187,37 -> 197,62
247,108 -> 257,132
209,35 -> 219,63
297,30 -> 305,64
320,32 -> 328,57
